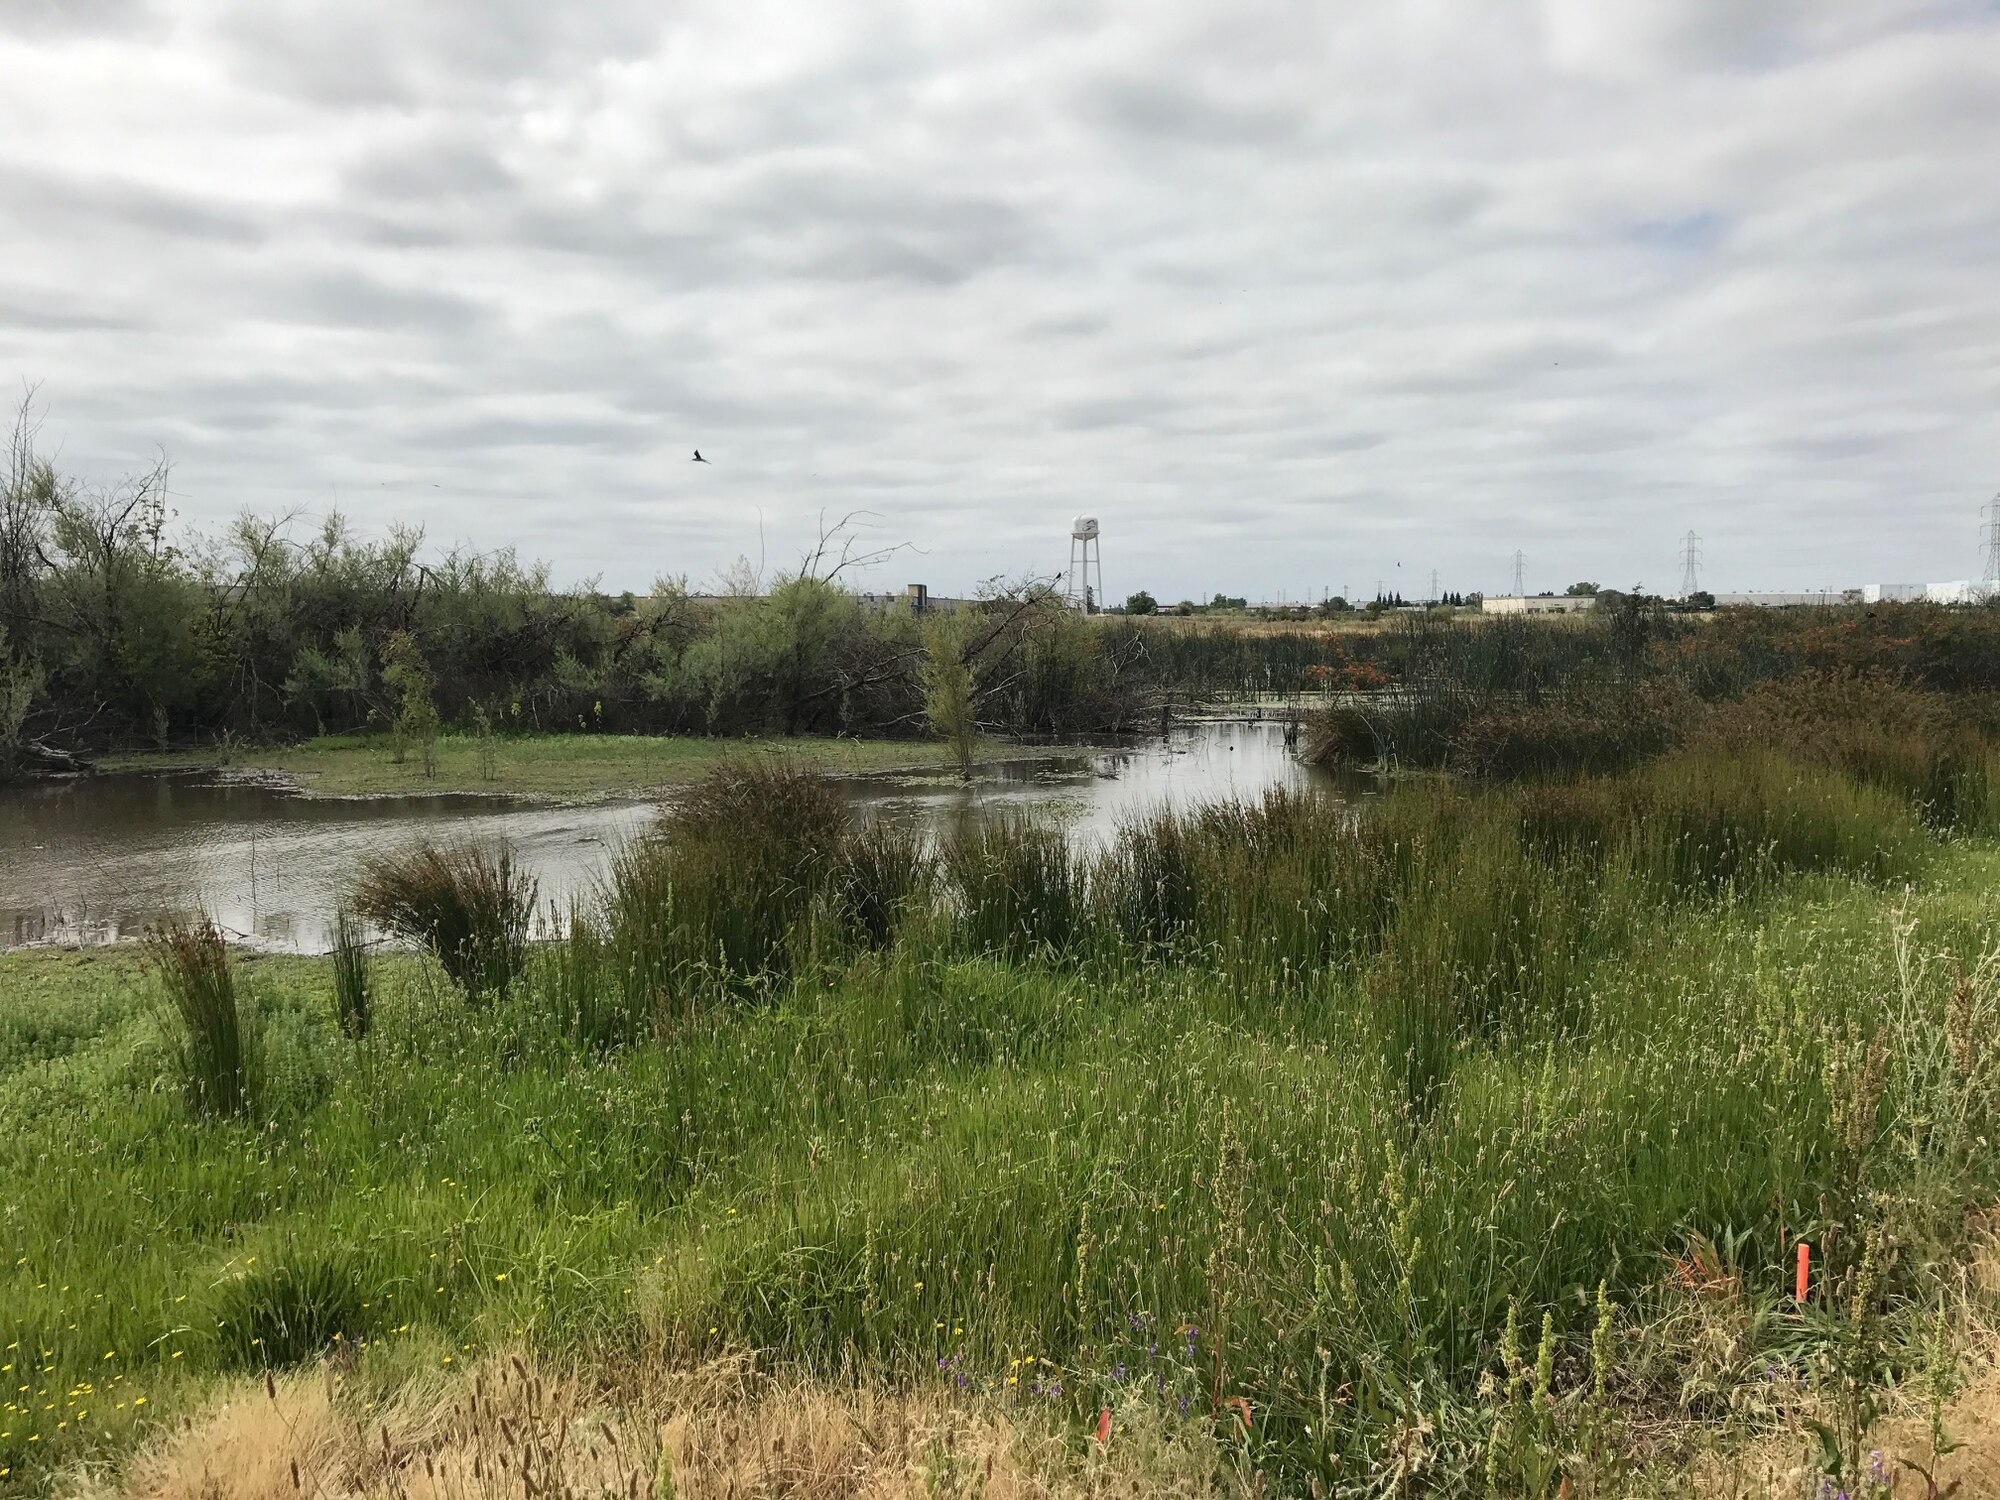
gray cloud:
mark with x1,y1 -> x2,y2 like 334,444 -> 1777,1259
0,1 -> 1997,599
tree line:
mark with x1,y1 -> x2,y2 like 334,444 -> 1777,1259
0,400 -> 1151,776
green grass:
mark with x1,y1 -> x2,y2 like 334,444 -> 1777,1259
98,731 -> 1011,802
3,757 -> 1999,1493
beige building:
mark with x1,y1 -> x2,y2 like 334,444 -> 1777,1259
1480,594 -> 1598,616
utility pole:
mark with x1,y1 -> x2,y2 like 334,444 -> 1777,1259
1678,530 -> 1703,599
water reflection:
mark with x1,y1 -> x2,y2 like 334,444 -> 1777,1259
0,721 -> 1341,953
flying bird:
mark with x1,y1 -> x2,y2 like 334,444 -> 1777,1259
692,450 -> 710,464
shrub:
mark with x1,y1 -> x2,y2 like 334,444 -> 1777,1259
355,842 -> 535,1002
146,916 -> 257,1119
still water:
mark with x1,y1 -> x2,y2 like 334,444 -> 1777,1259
0,720 -> 1334,953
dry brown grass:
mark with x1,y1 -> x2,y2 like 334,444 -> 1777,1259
81,1354 -> 1220,1500
1680,1225 -> 2000,1498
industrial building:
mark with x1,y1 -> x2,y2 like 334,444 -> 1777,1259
856,583 -> 976,615
1851,581 -> 2000,605
1712,591 -> 1855,608
1480,594 -> 1597,616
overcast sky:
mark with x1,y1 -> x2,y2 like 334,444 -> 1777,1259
2,2 -> 1997,602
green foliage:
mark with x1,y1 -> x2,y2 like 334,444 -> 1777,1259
836,818 -> 932,950
920,611 -> 978,778
145,916 -> 257,1119
379,628 -> 441,774
1123,589 -> 1157,615
6,745 -> 2000,1488
943,816 -> 1082,961
0,621 -> 41,775
355,842 -> 535,1002
329,907 -> 371,1040
206,1249 -> 375,1369
608,760 -> 855,1005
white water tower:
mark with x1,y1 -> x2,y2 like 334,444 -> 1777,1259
1068,516 -> 1103,612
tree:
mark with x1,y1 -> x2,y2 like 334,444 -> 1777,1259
1566,581 -> 1600,596
920,611 -> 978,779
1123,590 -> 1157,616
380,630 -> 441,775
0,624 -> 42,779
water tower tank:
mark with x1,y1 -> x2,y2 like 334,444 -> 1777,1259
1071,516 -> 1100,541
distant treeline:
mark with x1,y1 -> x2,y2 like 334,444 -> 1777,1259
9,405 -> 2000,771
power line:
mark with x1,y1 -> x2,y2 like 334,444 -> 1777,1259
1678,530 -> 1703,598
1983,495 -> 2000,585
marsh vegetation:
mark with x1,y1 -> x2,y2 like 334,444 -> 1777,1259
8,709 -> 2000,1493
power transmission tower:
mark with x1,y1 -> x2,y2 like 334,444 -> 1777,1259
1429,568 -> 1439,602
1510,551 -> 1526,596
1984,495 -> 2000,584
1678,530 -> 1703,598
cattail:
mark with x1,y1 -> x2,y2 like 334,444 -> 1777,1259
289,1458 -> 300,1491
265,1369 -> 277,1402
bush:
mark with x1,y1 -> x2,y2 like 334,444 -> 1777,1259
355,842 -> 535,1002
146,917 -> 257,1119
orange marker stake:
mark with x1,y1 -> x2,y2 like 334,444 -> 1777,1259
1095,1408 -> 1111,1446
1795,1240 -> 1811,1303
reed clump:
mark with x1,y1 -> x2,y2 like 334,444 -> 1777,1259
354,841 -> 535,1002
606,759 -> 858,1007
944,816 -> 1082,961
145,915 -> 257,1118
328,907 -> 370,1040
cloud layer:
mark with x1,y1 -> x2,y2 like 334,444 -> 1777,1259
2,0 -> 1997,599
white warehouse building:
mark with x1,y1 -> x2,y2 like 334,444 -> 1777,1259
1480,594 -> 1597,616
1860,581 -> 2000,605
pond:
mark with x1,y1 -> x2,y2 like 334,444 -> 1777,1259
0,719 -> 1346,953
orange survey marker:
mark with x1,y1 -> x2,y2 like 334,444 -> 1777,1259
1795,1241 -> 1810,1303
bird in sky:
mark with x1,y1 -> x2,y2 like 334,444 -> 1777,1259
692,450 -> 710,464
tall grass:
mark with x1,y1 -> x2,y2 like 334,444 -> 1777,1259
328,907 -> 370,1040
606,759 -> 855,1009
145,916 -> 256,1118
13,742 -> 2000,1493
943,816 -> 1083,961
355,842 -> 535,1002
836,817 -> 932,950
